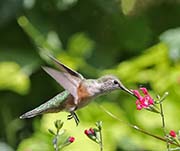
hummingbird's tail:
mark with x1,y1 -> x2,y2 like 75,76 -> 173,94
19,91 -> 70,119
19,108 -> 42,119
19,102 -> 54,119
19,103 -> 63,119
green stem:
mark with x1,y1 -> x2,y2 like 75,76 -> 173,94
99,105 -> 180,147
54,135 -> 59,151
159,102 -> 170,150
53,128 -> 61,151
99,128 -> 103,151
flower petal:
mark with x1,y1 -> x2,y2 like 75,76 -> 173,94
132,90 -> 142,99
136,104 -> 143,110
140,87 -> 148,95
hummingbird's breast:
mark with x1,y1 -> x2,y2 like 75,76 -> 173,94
77,81 -> 99,108
76,82 -> 94,109
61,83 -> 93,112
64,80 -> 101,111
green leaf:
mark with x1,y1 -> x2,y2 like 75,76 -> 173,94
54,120 -> 64,130
48,129 -> 55,135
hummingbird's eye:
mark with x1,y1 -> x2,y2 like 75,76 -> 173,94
113,80 -> 119,85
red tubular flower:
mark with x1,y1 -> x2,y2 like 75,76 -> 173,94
132,90 -> 143,100
68,136 -> 75,143
169,130 -> 176,138
132,87 -> 154,110
140,87 -> 148,95
136,100 -> 143,110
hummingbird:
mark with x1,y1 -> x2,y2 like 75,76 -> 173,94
20,55 -> 135,125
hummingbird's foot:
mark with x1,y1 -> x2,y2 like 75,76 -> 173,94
67,111 -> 80,126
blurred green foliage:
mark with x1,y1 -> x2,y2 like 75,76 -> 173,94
0,62 -> 30,94
1,0 -> 180,151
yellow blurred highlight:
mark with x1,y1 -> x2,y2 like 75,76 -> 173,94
0,62 -> 30,94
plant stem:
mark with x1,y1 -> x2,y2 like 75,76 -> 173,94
99,128 -> 103,151
99,105 -> 180,147
53,135 -> 59,151
53,129 -> 60,151
159,102 -> 170,150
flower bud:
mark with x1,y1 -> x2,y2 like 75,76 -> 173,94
68,136 -> 75,143
84,128 -> 95,135
169,130 -> 176,138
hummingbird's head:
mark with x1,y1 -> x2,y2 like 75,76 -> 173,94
98,75 -> 135,96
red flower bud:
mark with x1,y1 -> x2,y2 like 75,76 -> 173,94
84,128 -> 95,136
68,136 -> 75,143
169,130 -> 176,138
84,129 -> 90,135
89,128 -> 95,134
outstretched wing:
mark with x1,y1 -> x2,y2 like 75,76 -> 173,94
48,55 -> 84,80
42,67 -> 79,100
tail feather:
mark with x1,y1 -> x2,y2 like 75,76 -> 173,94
19,91 -> 69,119
19,101 -> 64,119
19,108 -> 43,119
19,101 -> 53,119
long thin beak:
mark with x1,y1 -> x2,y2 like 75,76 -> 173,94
119,84 -> 137,98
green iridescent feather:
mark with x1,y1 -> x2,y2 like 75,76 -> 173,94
20,90 -> 70,119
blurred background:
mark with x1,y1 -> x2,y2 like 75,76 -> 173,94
0,0 -> 180,150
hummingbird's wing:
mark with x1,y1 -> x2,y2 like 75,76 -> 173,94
42,66 -> 80,102
48,55 -> 84,79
